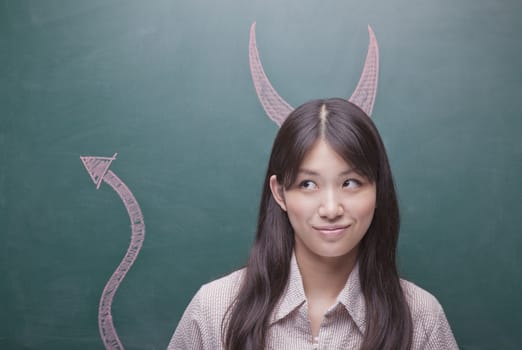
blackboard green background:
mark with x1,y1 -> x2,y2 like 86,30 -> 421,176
2,0 -> 521,349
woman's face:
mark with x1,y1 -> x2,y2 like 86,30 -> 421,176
270,139 -> 376,263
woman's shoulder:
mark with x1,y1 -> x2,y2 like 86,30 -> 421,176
168,268 -> 245,350
400,279 -> 443,318
188,267 -> 246,322
400,278 -> 459,349
197,268 -> 245,305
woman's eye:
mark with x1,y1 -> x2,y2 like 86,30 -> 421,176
299,180 -> 317,189
343,179 -> 361,188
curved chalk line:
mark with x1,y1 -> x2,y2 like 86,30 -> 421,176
81,153 -> 145,350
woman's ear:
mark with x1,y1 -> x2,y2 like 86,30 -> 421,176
269,175 -> 287,212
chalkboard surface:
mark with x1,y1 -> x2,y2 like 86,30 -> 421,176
2,0 -> 521,349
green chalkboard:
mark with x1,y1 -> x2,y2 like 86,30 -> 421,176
2,0 -> 521,349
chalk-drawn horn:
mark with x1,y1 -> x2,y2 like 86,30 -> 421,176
348,25 -> 379,117
249,22 -> 379,126
249,22 -> 293,126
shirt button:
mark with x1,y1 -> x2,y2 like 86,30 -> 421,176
312,336 -> 319,349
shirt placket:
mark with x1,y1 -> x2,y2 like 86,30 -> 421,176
312,335 -> 319,349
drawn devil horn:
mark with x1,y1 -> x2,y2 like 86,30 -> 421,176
249,22 -> 380,126
348,25 -> 380,117
249,22 -> 294,126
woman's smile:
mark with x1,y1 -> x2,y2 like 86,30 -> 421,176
312,224 -> 351,239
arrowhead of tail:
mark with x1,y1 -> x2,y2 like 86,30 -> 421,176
80,153 -> 117,190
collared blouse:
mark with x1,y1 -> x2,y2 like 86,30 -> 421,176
168,255 -> 458,349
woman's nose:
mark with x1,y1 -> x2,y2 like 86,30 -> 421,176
318,190 -> 344,219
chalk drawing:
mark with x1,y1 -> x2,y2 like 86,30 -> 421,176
80,153 -> 145,350
249,22 -> 380,125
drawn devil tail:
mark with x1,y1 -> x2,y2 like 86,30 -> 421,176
81,153 -> 145,350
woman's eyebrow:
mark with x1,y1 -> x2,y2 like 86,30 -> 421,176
297,169 -> 319,176
339,168 -> 358,176
297,168 -> 356,176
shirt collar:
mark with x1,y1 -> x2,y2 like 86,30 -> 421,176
269,253 -> 307,325
336,260 -> 367,333
269,252 -> 367,334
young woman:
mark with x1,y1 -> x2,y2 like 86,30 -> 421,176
168,98 -> 458,350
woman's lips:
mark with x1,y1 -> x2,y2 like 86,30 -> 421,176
313,225 -> 350,237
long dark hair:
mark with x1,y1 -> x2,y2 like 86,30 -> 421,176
223,98 -> 413,349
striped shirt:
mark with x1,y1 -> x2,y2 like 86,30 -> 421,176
168,255 -> 458,349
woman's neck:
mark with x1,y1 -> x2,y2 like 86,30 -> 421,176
294,246 -> 358,338
295,246 -> 358,301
